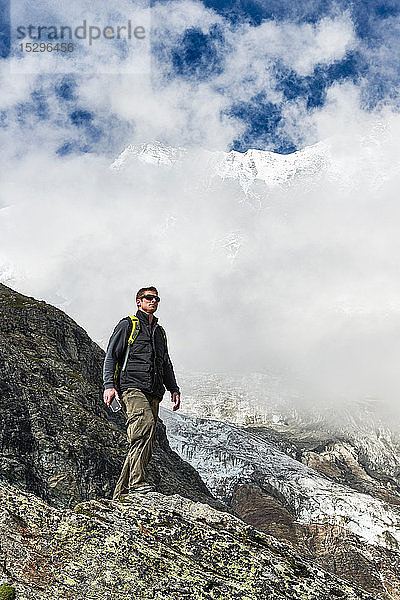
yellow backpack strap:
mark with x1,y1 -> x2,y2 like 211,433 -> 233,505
121,316 -> 140,371
127,315 -> 140,344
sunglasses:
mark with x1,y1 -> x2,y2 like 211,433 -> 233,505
141,294 -> 160,303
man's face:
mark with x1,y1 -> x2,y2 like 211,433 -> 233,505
137,290 -> 160,315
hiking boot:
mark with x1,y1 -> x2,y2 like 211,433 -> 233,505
130,483 -> 156,494
114,483 -> 156,503
124,483 -> 156,499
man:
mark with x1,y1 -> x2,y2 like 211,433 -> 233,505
103,286 -> 180,500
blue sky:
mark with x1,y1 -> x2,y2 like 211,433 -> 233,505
152,0 -> 399,151
0,0 -> 399,155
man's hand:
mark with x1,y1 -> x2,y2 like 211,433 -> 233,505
104,388 -> 119,406
171,391 -> 180,411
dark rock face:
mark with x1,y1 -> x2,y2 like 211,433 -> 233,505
0,283 -> 221,510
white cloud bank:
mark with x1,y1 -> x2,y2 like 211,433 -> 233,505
1,2 -> 400,418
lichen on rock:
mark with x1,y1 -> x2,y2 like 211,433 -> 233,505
0,481 -> 376,600
0,584 -> 16,600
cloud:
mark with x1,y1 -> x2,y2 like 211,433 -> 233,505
1,1 -> 361,155
220,13 -> 355,81
2,0 -> 400,419
3,91 -> 400,416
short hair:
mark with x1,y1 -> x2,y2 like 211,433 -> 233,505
136,286 -> 158,302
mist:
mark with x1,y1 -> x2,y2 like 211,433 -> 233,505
2,98 -> 400,415
1,1 -> 400,418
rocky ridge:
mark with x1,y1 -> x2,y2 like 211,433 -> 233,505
0,480 -> 376,600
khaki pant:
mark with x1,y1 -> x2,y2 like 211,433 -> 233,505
113,388 -> 160,499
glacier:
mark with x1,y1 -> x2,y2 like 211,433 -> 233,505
161,405 -> 400,552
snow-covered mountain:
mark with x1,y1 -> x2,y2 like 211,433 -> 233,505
111,141 -> 187,170
110,139 -> 333,196
161,407 -> 400,549
171,371 -> 400,510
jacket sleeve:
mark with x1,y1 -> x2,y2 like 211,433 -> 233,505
103,319 -> 130,390
163,339 -> 180,394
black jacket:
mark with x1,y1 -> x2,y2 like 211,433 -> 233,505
103,310 -> 179,399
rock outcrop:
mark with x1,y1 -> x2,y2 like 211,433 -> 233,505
0,480 -> 376,600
